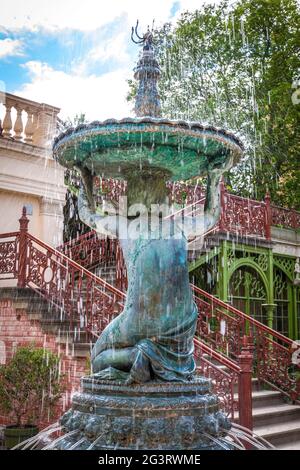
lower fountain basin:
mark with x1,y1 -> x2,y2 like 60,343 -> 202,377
54,376 -> 232,450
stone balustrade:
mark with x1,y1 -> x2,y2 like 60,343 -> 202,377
0,91 -> 60,148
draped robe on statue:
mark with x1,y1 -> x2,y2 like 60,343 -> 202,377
91,224 -> 198,383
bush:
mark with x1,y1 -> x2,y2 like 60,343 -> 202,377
0,345 -> 65,427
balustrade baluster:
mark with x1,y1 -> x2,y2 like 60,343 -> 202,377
13,105 -> 23,140
2,103 -> 13,137
24,109 -> 34,143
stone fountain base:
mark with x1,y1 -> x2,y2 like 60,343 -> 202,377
53,376 -> 232,450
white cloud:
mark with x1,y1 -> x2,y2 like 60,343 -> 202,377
0,0 -> 177,32
0,1 -> 219,32
88,32 -> 129,63
75,31 -> 131,75
9,1 -> 222,120
14,60 -> 132,120
0,38 -> 24,58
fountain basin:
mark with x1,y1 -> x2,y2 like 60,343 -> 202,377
53,118 -> 243,181
54,376 -> 231,450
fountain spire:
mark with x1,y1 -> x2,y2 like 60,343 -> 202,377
131,20 -> 162,118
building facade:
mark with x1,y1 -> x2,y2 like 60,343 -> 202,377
0,92 -> 66,249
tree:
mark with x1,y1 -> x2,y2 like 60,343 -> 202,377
0,346 -> 65,427
58,113 -> 91,242
128,0 -> 300,208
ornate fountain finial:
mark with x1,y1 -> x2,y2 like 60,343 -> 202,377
131,20 -> 161,118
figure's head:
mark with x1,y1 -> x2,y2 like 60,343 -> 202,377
122,166 -> 171,216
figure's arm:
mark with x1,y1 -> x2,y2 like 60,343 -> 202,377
180,153 -> 233,238
76,166 -> 119,237
77,185 -> 101,230
202,172 -> 223,233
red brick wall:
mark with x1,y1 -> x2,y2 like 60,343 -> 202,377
0,298 -> 88,429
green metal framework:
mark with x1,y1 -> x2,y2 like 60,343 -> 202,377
189,240 -> 299,339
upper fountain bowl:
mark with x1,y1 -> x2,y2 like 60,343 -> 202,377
53,117 -> 244,181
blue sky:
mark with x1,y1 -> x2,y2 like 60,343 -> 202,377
0,1 -> 213,120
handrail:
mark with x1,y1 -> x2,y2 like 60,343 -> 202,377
27,233 -> 125,301
0,231 -> 20,239
56,229 -> 98,251
191,284 -> 294,346
194,338 -> 241,373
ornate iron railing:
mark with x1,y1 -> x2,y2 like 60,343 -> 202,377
194,339 -> 239,420
219,191 -> 268,238
0,213 -> 125,338
271,204 -> 300,230
65,177 -> 300,246
192,284 -> 300,403
56,231 -> 118,270
0,231 -> 19,279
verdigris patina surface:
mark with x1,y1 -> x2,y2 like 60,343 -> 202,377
51,24 -> 243,450
55,377 -> 231,450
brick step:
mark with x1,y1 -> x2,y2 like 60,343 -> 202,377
55,332 -> 90,345
40,320 -> 79,332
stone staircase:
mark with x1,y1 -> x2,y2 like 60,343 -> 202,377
252,386 -> 300,449
200,352 -> 300,449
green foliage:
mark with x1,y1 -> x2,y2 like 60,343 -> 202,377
128,0 -> 300,208
60,112 -> 88,130
0,345 -> 65,427
60,113 -> 90,242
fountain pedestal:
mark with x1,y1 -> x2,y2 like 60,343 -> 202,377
56,377 -> 231,450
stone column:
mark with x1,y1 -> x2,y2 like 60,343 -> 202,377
40,197 -> 64,247
33,103 -> 60,148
